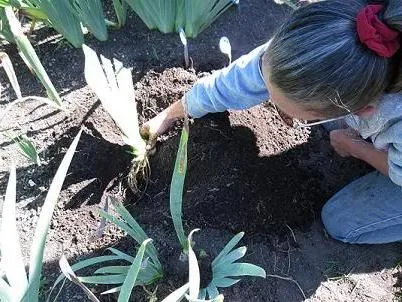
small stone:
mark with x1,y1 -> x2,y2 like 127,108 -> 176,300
28,180 -> 36,187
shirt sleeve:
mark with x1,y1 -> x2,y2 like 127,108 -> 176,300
184,43 -> 270,118
372,120 -> 402,187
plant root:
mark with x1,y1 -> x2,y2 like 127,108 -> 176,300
127,156 -> 151,195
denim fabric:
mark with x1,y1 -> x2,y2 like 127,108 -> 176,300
322,171 -> 402,244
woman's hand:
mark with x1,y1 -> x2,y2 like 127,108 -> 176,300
329,128 -> 363,158
330,128 -> 389,176
140,100 -> 186,148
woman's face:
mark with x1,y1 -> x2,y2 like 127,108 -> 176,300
262,66 -> 327,123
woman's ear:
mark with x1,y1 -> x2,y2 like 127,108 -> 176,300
356,105 -> 377,118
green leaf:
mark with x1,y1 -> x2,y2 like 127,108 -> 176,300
107,248 -> 135,263
0,51 -> 21,98
213,263 -> 266,280
212,277 -> 240,288
188,229 -> 200,299
78,275 -> 126,285
213,246 -> 247,270
94,266 -> 130,275
109,197 -> 161,269
118,238 -> 152,302
124,0 -> 236,37
28,0 -> 84,47
53,254 -> 123,288
170,127 -> 189,250
26,129 -> 82,302
69,0 -> 107,41
4,7 -> 62,107
101,286 -> 121,295
0,164 -> 28,300
161,283 -> 189,302
211,232 -> 244,268
59,255 -> 100,302
0,278 -> 12,301
112,0 -> 127,28
206,282 -> 219,300
9,134 -> 41,165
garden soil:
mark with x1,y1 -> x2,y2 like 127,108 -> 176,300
0,1 -> 401,301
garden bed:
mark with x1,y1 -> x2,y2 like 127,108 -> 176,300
0,1 -> 401,301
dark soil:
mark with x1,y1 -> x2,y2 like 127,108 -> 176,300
0,1 -> 401,301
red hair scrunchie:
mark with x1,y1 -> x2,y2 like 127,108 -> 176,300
356,4 -> 401,58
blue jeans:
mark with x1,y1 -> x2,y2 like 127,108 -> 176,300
322,171 -> 402,244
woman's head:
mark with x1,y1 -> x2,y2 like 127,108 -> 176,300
263,0 -> 402,121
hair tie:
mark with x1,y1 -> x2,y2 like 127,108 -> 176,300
356,4 -> 400,58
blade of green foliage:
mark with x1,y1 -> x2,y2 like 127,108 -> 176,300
118,239 -> 152,302
212,277 -> 240,288
0,278 -> 12,301
198,288 -> 206,300
211,232 -> 244,267
125,0 -> 236,37
161,283 -> 189,302
10,134 -> 41,165
183,0 -> 234,38
0,8 -> 13,42
59,255 -> 100,302
170,127 -> 189,250
0,51 -> 21,98
188,229 -> 200,299
206,282 -> 219,300
53,255 -> 123,288
108,247 -> 135,262
0,164 -> 28,300
213,247 -> 247,270
98,209 -> 159,269
213,263 -> 266,280
109,197 -> 161,268
112,0 -> 127,28
26,129 -> 82,302
29,0 -> 84,47
78,275 -> 127,285
94,266 -> 130,275
4,7 -> 62,107
69,0 -> 107,41
101,286 -> 121,295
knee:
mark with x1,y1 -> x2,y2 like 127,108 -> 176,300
321,202 -> 360,244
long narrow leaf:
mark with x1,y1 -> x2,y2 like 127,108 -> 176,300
28,0 -> 84,47
69,0 -> 107,41
188,229 -> 200,299
53,255 -> 123,288
0,51 -> 21,98
0,164 -> 28,300
118,238 -> 152,301
4,7 -> 62,107
109,197 -> 161,269
161,283 -> 189,302
59,255 -> 100,302
170,127 -> 189,249
78,275 -> 126,285
213,263 -> 266,280
212,232 -> 244,268
0,278 -> 12,301
27,129 -> 82,301
213,247 -> 247,270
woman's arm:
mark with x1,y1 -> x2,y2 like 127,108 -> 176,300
141,43 -> 270,141
330,128 -> 389,176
